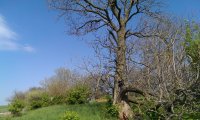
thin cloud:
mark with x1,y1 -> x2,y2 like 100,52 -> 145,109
0,15 -> 35,52
23,45 -> 35,52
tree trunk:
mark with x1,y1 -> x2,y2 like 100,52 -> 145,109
94,76 -> 101,99
113,26 -> 133,119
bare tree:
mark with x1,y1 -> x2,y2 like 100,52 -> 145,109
41,67 -> 79,97
81,45 -> 113,100
126,17 -> 200,119
48,0 -> 162,118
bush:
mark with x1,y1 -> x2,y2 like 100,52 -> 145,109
106,105 -> 119,118
51,95 -> 66,105
61,111 -> 80,120
26,90 -> 52,109
104,95 -> 119,118
27,90 -> 66,108
41,68 -> 75,97
66,85 -> 90,104
27,91 -> 42,109
40,93 -> 52,107
8,99 -> 25,116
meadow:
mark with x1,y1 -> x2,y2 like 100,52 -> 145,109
0,103 -> 117,120
0,106 -> 8,113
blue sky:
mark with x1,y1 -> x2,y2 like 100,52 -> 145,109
0,0 -> 200,105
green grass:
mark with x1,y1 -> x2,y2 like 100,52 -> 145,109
0,103 -> 117,120
0,106 -> 9,120
0,106 -> 8,113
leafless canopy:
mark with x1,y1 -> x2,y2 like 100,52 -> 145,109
49,0 -> 162,35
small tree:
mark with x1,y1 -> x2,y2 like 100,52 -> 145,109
8,99 -> 25,116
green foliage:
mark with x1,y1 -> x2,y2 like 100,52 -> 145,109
61,111 -> 80,120
106,105 -> 119,118
51,95 -> 66,105
130,99 -> 167,120
0,105 -> 8,113
184,22 -> 200,100
66,85 -> 90,104
26,90 -> 50,110
183,111 -> 200,119
2,103 -> 117,120
104,97 -> 118,118
8,99 -> 25,116
172,104 -> 200,120
184,22 -> 200,72
145,109 -> 165,120
40,93 -> 52,107
26,91 -> 43,109
130,99 -> 200,120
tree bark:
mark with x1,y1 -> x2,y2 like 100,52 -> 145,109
113,25 -> 134,119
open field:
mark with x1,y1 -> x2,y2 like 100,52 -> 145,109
0,103 -> 117,120
0,106 -> 9,120
0,106 -> 8,113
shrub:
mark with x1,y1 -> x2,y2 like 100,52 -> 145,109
66,85 -> 90,104
51,95 -> 66,105
41,68 -> 75,97
61,111 -> 80,120
104,95 -> 119,118
26,89 -> 44,109
8,99 -> 25,116
106,105 -> 119,118
40,93 -> 52,107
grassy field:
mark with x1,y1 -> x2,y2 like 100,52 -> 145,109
0,106 -> 9,120
0,106 -> 8,113
0,103 -> 116,120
